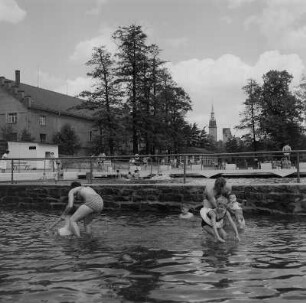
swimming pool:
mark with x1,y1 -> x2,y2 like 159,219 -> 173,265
1,209 -> 306,302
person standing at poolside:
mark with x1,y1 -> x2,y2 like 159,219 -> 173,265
1,150 -> 9,173
204,177 -> 232,209
51,182 -> 104,238
282,143 -> 292,160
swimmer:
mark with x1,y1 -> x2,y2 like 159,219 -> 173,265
179,205 -> 194,219
203,177 -> 232,209
50,182 -> 104,238
200,204 -> 240,243
228,193 -> 245,229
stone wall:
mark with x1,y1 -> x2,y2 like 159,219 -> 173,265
1,183 -> 306,214
233,183 -> 306,214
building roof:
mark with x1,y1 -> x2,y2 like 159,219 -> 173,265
19,83 -> 93,120
1,76 -> 93,120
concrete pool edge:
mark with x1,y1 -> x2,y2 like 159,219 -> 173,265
1,183 -> 306,215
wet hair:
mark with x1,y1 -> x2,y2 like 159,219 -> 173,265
216,195 -> 228,206
216,204 -> 226,215
181,204 -> 190,210
214,177 -> 227,195
70,181 -> 81,189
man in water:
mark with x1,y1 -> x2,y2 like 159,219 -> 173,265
204,177 -> 232,209
49,182 -> 104,238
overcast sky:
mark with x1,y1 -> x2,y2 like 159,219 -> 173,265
1,0 -> 306,140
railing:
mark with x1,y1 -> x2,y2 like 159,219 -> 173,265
0,150 -> 305,184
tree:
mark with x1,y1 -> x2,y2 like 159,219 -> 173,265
260,70 -> 304,149
113,24 -> 148,154
79,46 -> 123,155
20,128 -> 35,142
155,69 -> 192,153
77,24 -> 194,155
1,125 -> 16,141
197,127 -> 210,148
236,79 -> 262,151
53,124 -> 81,155
238,70 -> 305,151
225,136 -> 242,153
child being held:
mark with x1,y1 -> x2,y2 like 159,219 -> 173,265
200,203 -> 240,243
227,193 -> 245,229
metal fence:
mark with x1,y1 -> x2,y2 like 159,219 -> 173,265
0,150 -> 305,184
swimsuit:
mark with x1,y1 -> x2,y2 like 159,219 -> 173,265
200,207 -> 225,228
84,194 -> 104,213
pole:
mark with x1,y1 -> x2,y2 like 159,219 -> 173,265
183,155 -> 186,184
11,159 -> 14,184
296,152 -> 300,183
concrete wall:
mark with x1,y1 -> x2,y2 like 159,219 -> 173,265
1,183 -> 306,214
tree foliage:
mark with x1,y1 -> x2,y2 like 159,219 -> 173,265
80,24 -> 197,155
78,46 -> 123,155
260,70 -> 304,149
237,70 -> 305,151
236,79 -> 261,151
53,124 -> 81,155
20,128 -> 35,142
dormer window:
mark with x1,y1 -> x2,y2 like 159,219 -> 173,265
7,113 -> 17,124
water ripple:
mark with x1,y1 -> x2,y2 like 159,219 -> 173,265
0,210 -> 306,302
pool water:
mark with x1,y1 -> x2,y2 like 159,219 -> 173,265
1,210 -> 306,303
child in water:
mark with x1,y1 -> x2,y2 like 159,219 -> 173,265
200,203 -> 240,243
227,193 -> 245,229
179,205 -> 194,219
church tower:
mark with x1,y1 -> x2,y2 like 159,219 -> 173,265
209,105 -> 217,141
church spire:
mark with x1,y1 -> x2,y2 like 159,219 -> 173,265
209,104 -> 217,141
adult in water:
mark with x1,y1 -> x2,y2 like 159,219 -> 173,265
204,177 -> 232,209
50,181 -> 104,238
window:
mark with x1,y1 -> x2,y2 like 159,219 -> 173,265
89,130 -> 93,142
39,115 -> 46,126
7,113 -> 17,124
40,133 -> 46,143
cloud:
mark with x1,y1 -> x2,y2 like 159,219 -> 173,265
220,16 -> 233,24
226,0 -> 256,9
245,0 -> 306,50
167,50 -> 305,137
70,25 -> 117,63
86,0 -> 108,15
37,70 -> 66,91
35,70 -> 93,98
0,0 -> 26,23
55,77 -> 93,97
164,37 -> 188,48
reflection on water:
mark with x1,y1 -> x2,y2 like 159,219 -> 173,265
0,209 -> 306,302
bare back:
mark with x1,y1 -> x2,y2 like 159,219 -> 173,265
203,182 -> 232,208
78,186 -> 99,200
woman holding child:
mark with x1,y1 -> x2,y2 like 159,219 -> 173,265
201,177 -> 242,242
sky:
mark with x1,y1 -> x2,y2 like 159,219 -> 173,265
1,0 -> 306,140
